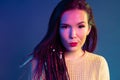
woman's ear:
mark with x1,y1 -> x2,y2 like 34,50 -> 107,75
87,25 -> 91,36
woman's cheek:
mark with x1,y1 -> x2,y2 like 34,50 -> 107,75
60,29 -> 68,38
77,29 -> 85,36
77,29 -> 87,40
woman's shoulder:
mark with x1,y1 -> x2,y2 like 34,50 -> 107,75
85,51 -> 108,63
85,51 -> 110,80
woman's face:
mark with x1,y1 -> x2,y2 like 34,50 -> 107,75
59,9 -> 91,52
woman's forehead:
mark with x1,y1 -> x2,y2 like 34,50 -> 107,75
60,9 -> 88,24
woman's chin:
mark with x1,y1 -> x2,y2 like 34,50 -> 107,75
66,47 -> 79,52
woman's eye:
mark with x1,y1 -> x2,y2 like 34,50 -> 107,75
60,25 -> 69,29
78,25 -> 85,28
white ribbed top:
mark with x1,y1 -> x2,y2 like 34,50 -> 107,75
65,51 -> 110,80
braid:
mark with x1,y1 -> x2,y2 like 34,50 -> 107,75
44,48 -> 69,80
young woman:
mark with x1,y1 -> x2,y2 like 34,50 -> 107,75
30,0 -> 110,80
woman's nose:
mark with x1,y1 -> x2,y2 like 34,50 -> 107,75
69,28 -> 76,39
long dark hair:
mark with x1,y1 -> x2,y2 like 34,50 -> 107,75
32,0 -> 97,80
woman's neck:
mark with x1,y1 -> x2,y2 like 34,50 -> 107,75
65,49 -> 85,61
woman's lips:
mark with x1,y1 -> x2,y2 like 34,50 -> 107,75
69,42 -> 78,47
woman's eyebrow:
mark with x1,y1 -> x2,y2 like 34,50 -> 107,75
77,21 -> 85,25
60,23 -> 70,26
60,21 -> 85,26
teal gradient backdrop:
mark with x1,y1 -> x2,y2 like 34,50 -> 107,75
0,0 -> 119,80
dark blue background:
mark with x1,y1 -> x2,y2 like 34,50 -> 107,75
0,0 -> 119,80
